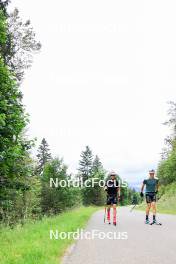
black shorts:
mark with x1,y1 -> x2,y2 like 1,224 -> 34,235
145,193 -> 156,203
107,195 -> 117,205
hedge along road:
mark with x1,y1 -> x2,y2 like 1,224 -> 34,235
62,207 -> 176,264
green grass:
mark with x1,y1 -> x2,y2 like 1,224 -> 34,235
137,183 -> 176,215
0,206 -> 98,264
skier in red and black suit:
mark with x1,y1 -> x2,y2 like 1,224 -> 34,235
104,171 -> 121,226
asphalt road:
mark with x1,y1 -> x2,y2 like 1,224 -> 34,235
62,207 -> 176,264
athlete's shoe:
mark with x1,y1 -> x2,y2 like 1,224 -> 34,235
145,219 -> 150,224
113,222 -> 116,226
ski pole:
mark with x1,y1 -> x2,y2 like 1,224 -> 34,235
130,204 -> 137,212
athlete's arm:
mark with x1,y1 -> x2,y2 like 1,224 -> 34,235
118,186 -> 121,199
140,180 -> 146,197
104,184 -> 108,191
141,183 -> 145,193
156,180 -> 159,193
104,180 -> 108,191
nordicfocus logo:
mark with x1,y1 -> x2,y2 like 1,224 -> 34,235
50,229 -> 128,240
49,178 -> 128,188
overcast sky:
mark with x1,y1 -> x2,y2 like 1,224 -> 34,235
10,0 -> 176,184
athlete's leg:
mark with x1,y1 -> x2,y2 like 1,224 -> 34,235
106,195 -> 111,222
151,201 -> 156,222
146,202 -> 151,215
107,205 -> 111,222
145,202 -> 151,223
151,201 -> 156,214
112,204 -> 116,224
145,194 -> 151,222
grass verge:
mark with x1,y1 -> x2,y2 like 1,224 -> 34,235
0,206 -> 98,264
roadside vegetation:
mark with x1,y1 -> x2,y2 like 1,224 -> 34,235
0,207 -> 98,264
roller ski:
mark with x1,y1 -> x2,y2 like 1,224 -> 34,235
150,219 -> 162,225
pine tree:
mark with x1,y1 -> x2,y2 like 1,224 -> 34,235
41,158 -> 82,215
88,155 -> 106,206
92,155 -> 103,174
0,4 -> 41,82
0,0 -> 10,16
36,138 -> 52,175
78,146 -> 93,182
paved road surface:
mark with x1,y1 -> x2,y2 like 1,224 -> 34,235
62,207 -> 176,264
